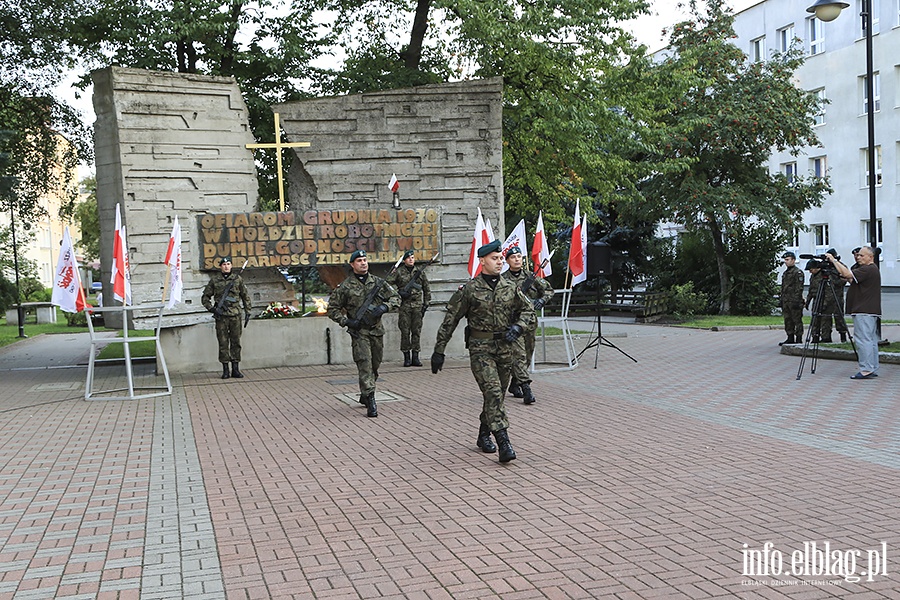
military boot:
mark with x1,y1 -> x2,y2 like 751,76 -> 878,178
521,383 -> 535,405
403,351 -> 412,367
221,363 -> 230,379
366,392 -> 378,418
779,335 -> 794,346
476,424 -> 496,453
508,382 -> 524,398
411,351 -> 422,367
231,362 -> 244,378
494,429 -> 516,463
840,331 -> 847,342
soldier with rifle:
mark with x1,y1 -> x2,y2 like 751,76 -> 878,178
201,257 -> 252,379
327,250 -> 401,417
501,246 -> 553,404
386,250 -> 436,367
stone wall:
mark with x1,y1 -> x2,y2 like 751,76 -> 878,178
274,78 -> 505,303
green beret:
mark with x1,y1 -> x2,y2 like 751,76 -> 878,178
350,249 -> 367,262
402,250 -> 415,260
477,240 -> 502,257
506,246 -> 522,256
220,256 -> 232,264
781,251 -> 796,259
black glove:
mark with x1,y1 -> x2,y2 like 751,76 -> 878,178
503,324 -> 524,343
212,310 -> 222,321
532,298 -> 546,310
244,312 -> 251,327
346,318 -> 361,331
431,352 -> 445,374
399,289 -> 412,300
371,304 -> 389,318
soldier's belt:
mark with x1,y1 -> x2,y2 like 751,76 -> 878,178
468,329 -> 505,340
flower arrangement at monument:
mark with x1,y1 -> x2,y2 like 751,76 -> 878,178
257,301 -> 303,319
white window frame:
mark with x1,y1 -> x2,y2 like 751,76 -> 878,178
813,224 -> 830,249
808,17 -> 824,55
777,24 -> 796,52
862,145 -> 883,187
812,88 -> 826,125
791,227 -> 801,248
811,156 -> 827,178
751,36 -> 766,62
783,161 -> 797,183
859,0 -> 880,35
861,72 -> 881,114
861,219 -> 883,244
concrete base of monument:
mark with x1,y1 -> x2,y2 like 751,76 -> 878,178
158,312 -> 468,374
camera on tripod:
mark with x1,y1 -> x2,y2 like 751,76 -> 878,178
799,252 -> 840,277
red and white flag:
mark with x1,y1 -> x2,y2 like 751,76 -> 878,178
568,200 -> 587,288
389,173 -> 400,193
467,207 -> 491,278
110,203 -> 132,305
532,210 -> 552,277
164,216 -> 183,309
51,227 -> 90,313
484,217 -> 496,242
500,219 -> 527,274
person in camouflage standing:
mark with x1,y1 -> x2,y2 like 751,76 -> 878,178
327,250 -> 401,418
201,257 -> 252,379
501,246 -> 553,405
386,250 -> 431,367
430,240 -> 535,463
804,254 -> 847,343
780,251 -> 804,346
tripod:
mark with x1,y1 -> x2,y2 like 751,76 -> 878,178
577,282 -> 638,368
796,272 -> 856,380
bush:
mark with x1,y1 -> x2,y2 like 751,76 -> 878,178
669,282 -> 709,319
65,310 -> 88,327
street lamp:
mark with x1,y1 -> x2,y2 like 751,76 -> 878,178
806,0 -> 879,262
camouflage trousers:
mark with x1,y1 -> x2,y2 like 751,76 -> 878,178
398,304 -> 423,352
469,338 -> 516,432
782,302 -> 803,339
215,315 -> 243,363
351,330 -> 383,396
507,327 -> 535,387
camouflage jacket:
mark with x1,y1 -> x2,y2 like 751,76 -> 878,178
327,273 -> 401,335
807,271 -> 843,310
201,272 -> 251,317
434,274 -> 536,354
386,264 -> 432,307
501,269 -> 554,305
781,265 -> 805,307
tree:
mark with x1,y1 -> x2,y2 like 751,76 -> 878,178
74,176 -> 101,262
639,0 -> 830,314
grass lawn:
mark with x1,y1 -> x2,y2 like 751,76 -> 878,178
0,308 -> 90,348
96,331 -> 157,360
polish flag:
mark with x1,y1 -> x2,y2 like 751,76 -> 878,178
568,200 -> 587,288
51,227 -> 90,313
467,208 -> 490,278
532,211 -> 552,277
110,203 -> 132,305
500,219 -> 527,274
164,216 -> 183,309
484,217 -> 496,242
389,173 -> 400,193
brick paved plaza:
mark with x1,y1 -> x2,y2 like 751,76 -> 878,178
1,324 -> 898,599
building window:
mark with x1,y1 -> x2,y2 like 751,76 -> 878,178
751,36 -> 766,62
861,219 -> 883,244
812,88 -> 826,125
861,72 -> 881,113
783,161 -> 797,183
859,0 -> 880,35
811,156 -> 827,178
862,145 -> 883,186
778,24 -> 796,52
813,224 -> 830,247
792,227 -> 801,247
808,17 -> 824,55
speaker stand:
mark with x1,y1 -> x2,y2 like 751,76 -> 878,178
576,283 -> 638,368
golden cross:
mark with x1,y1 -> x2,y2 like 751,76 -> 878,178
246,112 -> 311,211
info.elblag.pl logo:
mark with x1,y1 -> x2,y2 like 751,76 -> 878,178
742,541 -> 888,583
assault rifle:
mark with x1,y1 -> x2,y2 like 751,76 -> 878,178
519,251 -> 554,298
213,259 -> 250,324
347,255 -> 404,338
399,252 -> 440,299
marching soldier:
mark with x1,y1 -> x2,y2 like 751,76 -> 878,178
201,257 -> 252,379
327,250 -> 401,418
386,250 -> 432,367
501,246 -> 553,404
779,251 -> 804,346
430,240 -> 535,463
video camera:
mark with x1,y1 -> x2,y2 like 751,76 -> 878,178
799,252 -> 839,277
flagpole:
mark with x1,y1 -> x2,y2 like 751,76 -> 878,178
161,268 -> 171,304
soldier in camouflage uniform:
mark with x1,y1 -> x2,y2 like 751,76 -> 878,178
386,250 -> 432,367
201,257 -> 252,379
780,251 -> 805,346
804,252 -> 848,343
327,249 -> 401,417
430,240 -> 535,463
501,246 -> 554,405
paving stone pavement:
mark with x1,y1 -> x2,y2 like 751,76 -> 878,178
1,324 -> 899,599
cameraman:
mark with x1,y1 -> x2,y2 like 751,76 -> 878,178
824,247 -> 881,379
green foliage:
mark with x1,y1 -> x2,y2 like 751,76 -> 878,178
668,282 -> 708,320
20,278 -> 50,302
639,0 -> 830,313
65,310 -> 88,327
74,176 -> 100,261
0,275 -> 17,312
